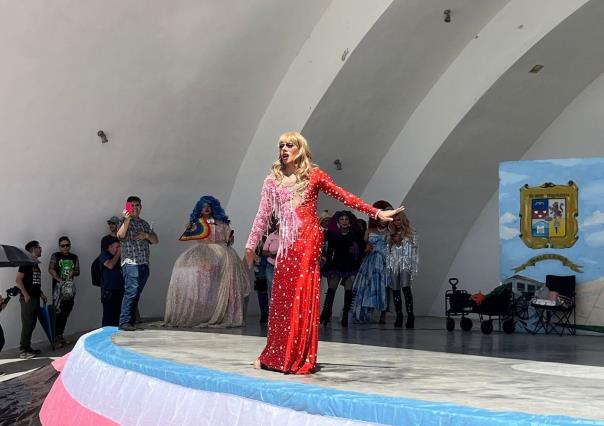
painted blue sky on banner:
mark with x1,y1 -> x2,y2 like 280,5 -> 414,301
499,157 -> 604,284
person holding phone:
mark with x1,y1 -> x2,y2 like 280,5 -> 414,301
117,195 -> 158,331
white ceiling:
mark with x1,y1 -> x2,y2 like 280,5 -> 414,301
304,0 -> 509,206
405,0 -> 604,312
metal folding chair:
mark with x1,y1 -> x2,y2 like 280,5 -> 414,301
531,275 -> 576,336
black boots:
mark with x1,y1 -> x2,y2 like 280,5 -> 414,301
320,288 -> 336,326
393,290 -> 403,328
341,289 -> 354,327
402,287 -> 415,329
405,314 -> 415,329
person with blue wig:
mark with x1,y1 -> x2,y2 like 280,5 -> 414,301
164,195 -> 252,327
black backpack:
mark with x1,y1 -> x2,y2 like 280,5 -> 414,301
91,255 -> 102,287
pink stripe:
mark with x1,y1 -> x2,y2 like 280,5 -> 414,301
40,376 -> 117,426
51,353 -> 70,372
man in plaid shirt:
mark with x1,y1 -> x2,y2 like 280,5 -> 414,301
117,196 -> 159,331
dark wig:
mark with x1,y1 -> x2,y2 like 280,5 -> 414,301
327,210 -> 362,235
368,200 -> 393,229
190,195 -> 230,224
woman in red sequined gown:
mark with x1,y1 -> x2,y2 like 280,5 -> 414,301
245,132 -> 404,375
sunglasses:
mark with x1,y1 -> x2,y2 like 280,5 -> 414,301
60,244 -> 71,248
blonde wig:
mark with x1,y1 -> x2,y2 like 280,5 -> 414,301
389,210 -> 413,238
271,131 -> 315,192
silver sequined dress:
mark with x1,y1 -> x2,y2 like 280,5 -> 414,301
387,231 -> 419,289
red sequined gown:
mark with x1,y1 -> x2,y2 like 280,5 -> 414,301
246,167 -> 378,374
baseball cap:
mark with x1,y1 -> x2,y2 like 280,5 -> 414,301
107,216 -> 120,224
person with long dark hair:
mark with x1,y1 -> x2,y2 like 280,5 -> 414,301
319,211 -> 365,327
352,200 -> 393,324
245,132 -> 403,375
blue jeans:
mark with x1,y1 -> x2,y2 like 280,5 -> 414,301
120,264 -> 149,326
265,263 -> 275,301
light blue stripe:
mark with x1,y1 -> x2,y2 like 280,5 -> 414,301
83,328 -> 603,426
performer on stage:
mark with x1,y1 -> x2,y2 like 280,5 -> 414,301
164,196 -> 251,328
388,210 -> 419,328
351,200 -> 393,324
319,210 -> 365,327
245,131 -> 403,375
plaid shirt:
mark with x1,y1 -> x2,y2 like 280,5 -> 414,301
119,217 -> 152,266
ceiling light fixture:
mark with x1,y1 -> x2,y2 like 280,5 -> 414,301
97,130 -> 108,143
529,64 -> 544,74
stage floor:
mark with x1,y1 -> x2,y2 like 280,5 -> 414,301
148,315 -> 604,367
115,327 -> 604,421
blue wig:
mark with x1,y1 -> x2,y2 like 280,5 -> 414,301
190,195 -> 230,224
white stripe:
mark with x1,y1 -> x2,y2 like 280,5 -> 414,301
61,336 -> 381,426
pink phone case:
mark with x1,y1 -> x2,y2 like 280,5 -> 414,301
124,202 -> 133,214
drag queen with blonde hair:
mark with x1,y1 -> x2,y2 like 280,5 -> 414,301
245,131 -> 404,374
388,210 -> 418,328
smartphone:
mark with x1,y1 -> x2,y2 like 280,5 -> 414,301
124,201 -> 133,214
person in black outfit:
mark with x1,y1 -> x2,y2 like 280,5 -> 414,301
99,236 -> 125,327
253,242 -> 269,325
49,236 -> 79,347
319,211 -> 365,327
15,240 -> 47,358
101,216 -> 120,252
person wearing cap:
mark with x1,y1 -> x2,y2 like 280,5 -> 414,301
101,216 -> 120,252
99,236 -> 125,327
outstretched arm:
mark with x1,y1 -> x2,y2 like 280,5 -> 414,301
245,177 -> 274,265
317,168 -> 404,221
317,169 -> 378,216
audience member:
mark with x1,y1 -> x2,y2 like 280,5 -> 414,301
117,195 -> 158,331
16,240 -> 47,358
101,216 -> 120,252
100,236 -> 125,326
49,236 -> 79,347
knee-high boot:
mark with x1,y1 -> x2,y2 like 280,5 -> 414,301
402,287 -> 414,328
393,290 -> 403,328
320,288 -> 336,326
341,289 -> 354,327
